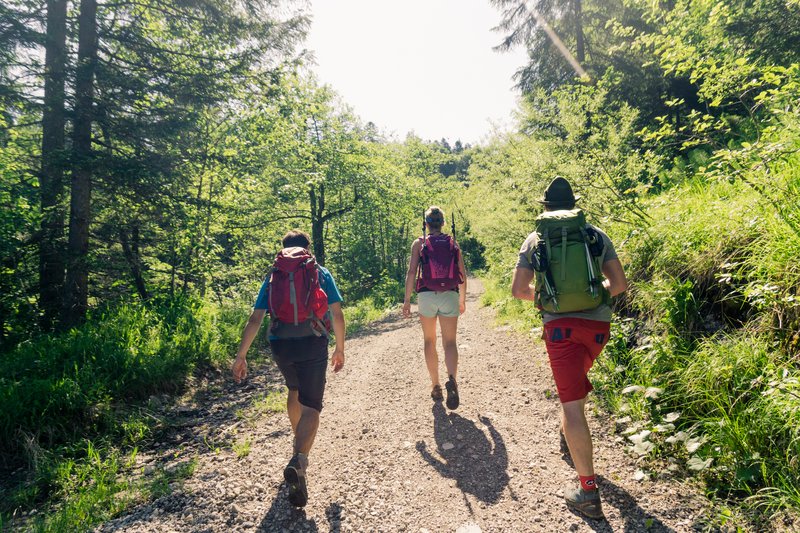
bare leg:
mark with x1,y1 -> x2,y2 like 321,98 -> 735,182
420,314 -> 440,387
293,405 -> 321,455
287,390 -> 301,433
561,397 -> 594,476
438,315 -> 459,379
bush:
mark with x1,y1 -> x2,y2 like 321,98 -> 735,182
0,296 -> 231,456
592,175 -> 800,521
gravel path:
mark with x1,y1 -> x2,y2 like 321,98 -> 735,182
99,279 -> 709,532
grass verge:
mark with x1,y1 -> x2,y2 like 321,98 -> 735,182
0,295 -> 248,531
476,176 -> 800,528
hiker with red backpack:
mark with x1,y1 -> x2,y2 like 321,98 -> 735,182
511,177 -> 627,520
403,206 -> 467,410
232,229 -> 345,508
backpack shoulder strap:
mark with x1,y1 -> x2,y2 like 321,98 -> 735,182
267,267 -> 277,317
560,226 -> 568,281
419,235 -> 430,257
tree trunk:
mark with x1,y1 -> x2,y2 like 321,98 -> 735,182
309,185 -> 325,266
574,0 -> 585,64
64,0 -> 97,327
120,226 -> 149,301
39,0 -> 68,331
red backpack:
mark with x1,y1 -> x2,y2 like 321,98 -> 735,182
416,234 -> 463,292
268,247 -> 330,337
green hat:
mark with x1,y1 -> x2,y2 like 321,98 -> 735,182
539,176 -> 580,207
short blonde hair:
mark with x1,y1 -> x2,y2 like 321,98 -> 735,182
425,206 -> 445,231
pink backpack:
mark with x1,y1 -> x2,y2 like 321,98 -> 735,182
268,247 -> 330,337
416,234 -> 463,292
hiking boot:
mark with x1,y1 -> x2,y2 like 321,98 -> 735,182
564,484 -> 604,520
445,375 -> 459,410
431,384 -> 444,402
283,453 -> 308,507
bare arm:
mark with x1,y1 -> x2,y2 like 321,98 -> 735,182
329,302 -> 345,372
232,308 -> 267,383
403,239 -> 422,318
511,267 -> 536,301
601,258 -> 628,297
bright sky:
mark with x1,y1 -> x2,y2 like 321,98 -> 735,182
304,0 -> 529,145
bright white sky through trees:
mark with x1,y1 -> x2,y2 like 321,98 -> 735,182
304,0 -> 529,145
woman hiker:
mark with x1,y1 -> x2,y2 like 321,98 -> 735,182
402,206 -> 467,409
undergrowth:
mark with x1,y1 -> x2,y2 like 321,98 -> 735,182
479,174 -> 800,528
597,177 -> 800,527
0,295 -> 248,530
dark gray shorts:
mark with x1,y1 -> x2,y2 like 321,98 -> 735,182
269,336 -> 328,412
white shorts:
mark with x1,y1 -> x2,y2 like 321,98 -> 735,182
417,291 -> 459,318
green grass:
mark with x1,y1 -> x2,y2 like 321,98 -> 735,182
0,295 -> 250,531
145,458 -> 198,500
479,273 -> 541,333
344,298 -> 387,336
594,176 -> 800,526
233,438 -> 252,460
27,443 -> 136,533
0,296 -> 239,455
251,387 -> 287,415
1,441 -> 198,533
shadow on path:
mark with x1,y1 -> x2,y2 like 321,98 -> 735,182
601,475 -> 678,533
325,502 -> 343,532
416,403 -> 510,508
258,488 -> 321,532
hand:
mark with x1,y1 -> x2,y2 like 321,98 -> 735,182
402,301 -> 411,318
232,355 -> 247,383
459,300 -> 466,315
331,348 -> 345,372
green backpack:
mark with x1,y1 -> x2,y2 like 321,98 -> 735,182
529,209 -> 608,313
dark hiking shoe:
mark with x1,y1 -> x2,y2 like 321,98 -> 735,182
284,454 -> 308,507
445,375 -> 459,410
564,484 -> 604,520
431,384 -> 444,401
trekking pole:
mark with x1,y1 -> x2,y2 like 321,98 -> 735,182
544,271 -> 559,311
452,210 -> 457,241
584,241 -> 598,298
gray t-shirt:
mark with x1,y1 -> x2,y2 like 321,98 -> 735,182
516,225 -> 618,324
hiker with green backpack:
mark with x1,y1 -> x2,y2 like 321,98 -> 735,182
511,177 -> 628,520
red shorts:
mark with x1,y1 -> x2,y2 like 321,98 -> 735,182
542,318 -> 610,403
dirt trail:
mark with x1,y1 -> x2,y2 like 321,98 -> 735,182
99,279 -> 708,532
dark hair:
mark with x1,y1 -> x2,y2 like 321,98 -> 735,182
425,206 -> 445,231
282,229 -> 311,249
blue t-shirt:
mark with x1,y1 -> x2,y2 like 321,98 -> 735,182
254,265 -> 343,311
